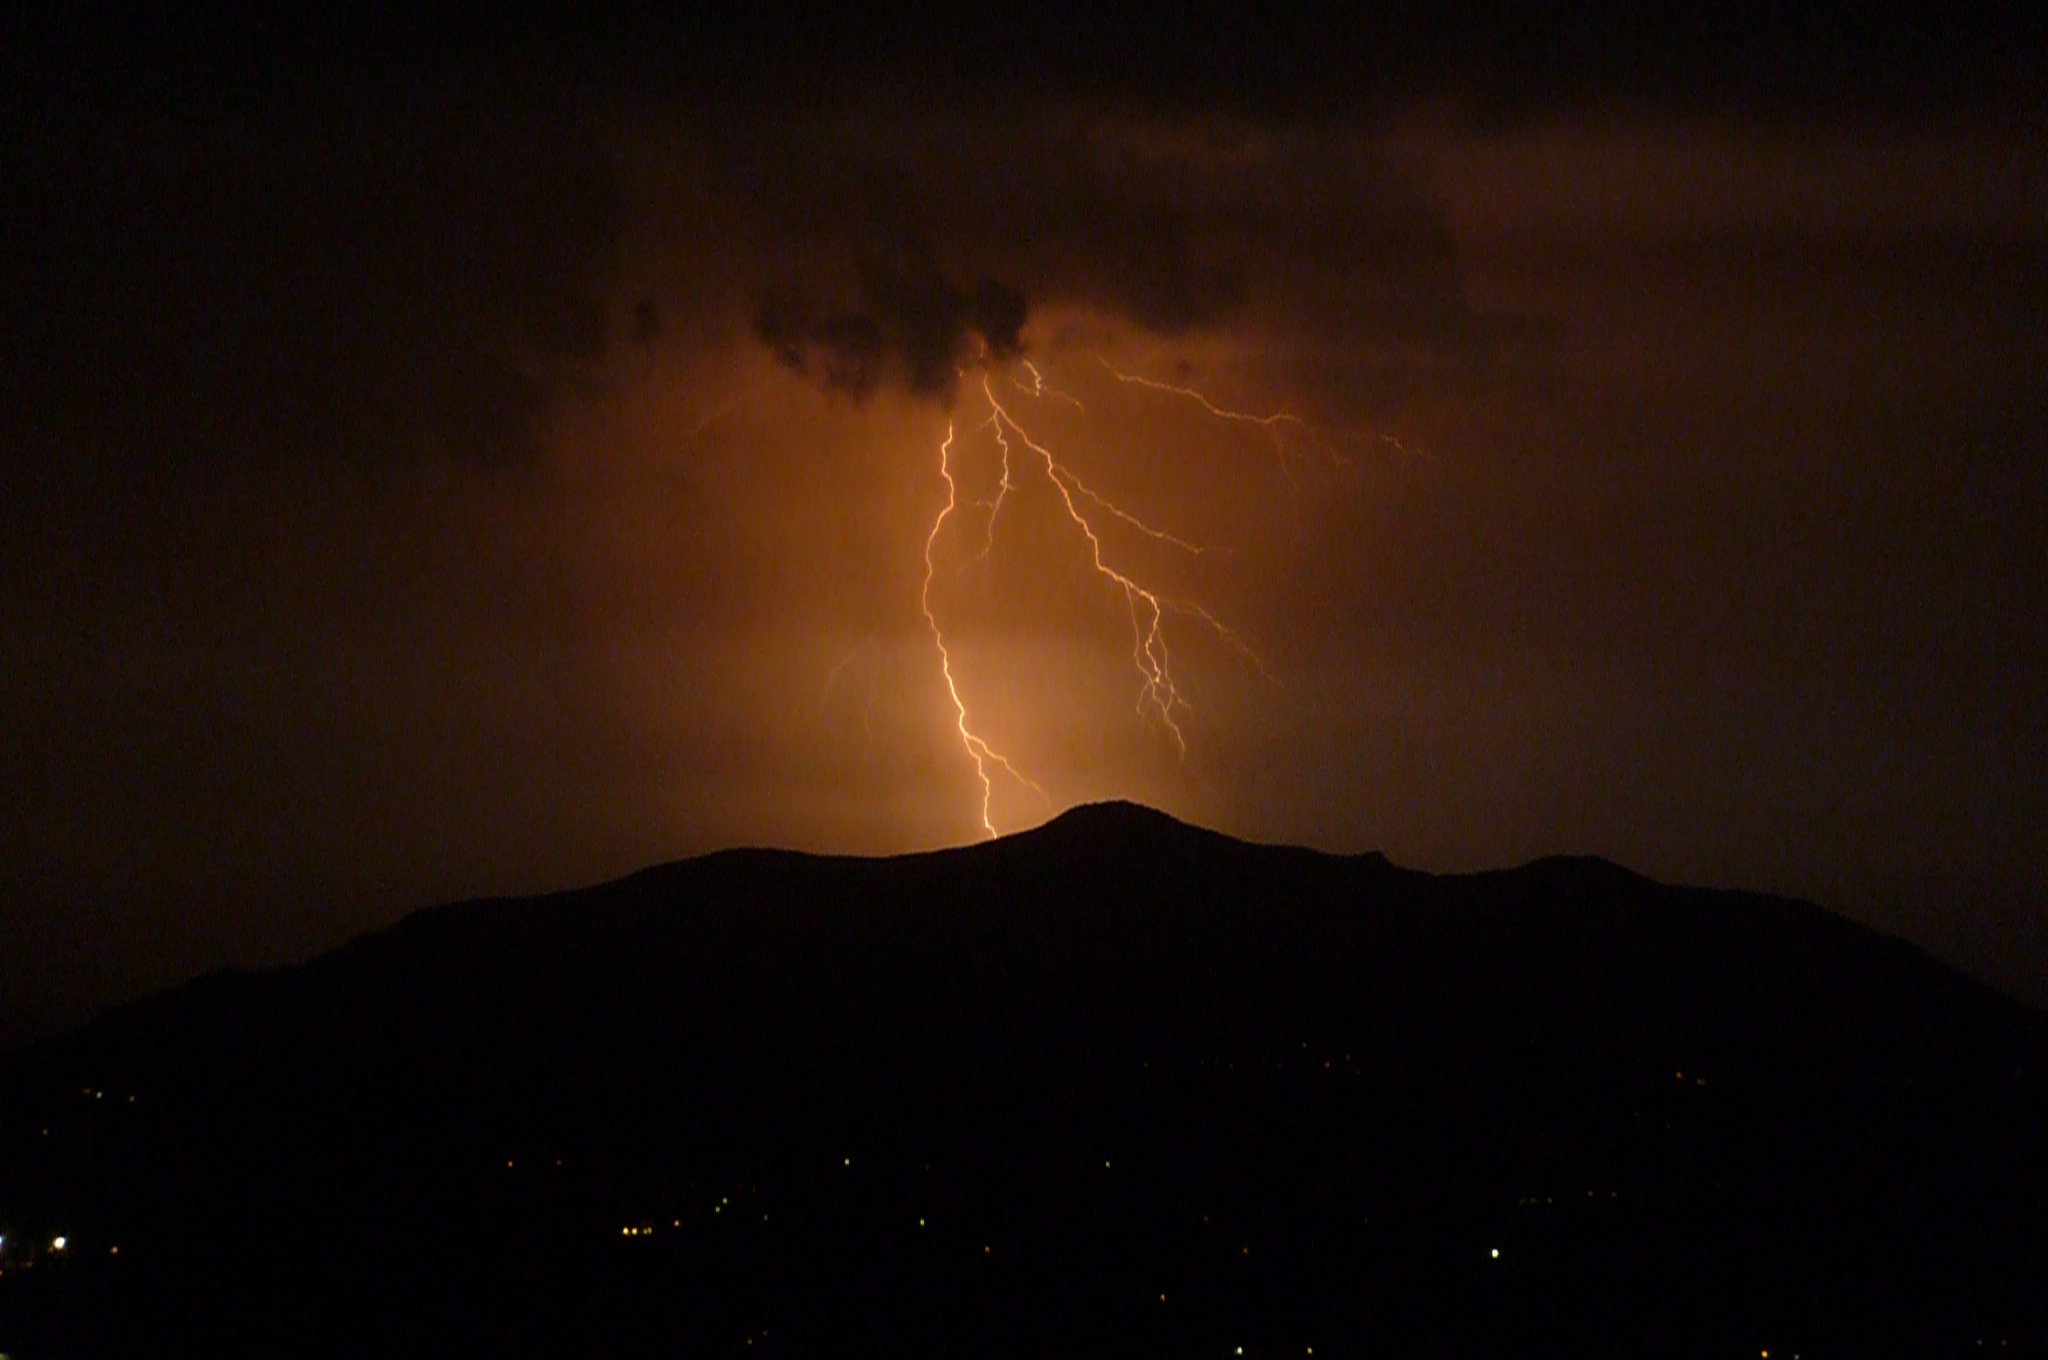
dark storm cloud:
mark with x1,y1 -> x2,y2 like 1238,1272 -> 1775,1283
752,248 -> 1026,403
720,116 -> 1257,337
6,4 -> 2037,136
567,3 -> 2042,128
719,111 -> 1489,402
0,85 -> 626,480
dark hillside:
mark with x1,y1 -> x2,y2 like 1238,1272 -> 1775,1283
3,803 -> 2044,1356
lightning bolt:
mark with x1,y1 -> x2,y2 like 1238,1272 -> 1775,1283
1097,356 -> 1426,476
678,343 -> 1342,843
1012,359 -> 1085,411
1097,357 -> 1307,436
964,408 -> 1016,569
921,419 -> 1049,838
904,350 -> 1400,838
982,375 -> 1199,755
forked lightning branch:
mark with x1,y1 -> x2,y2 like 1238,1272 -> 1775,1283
916,355 -> 1332,838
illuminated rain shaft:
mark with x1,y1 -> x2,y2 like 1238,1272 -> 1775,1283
915,357 -> 1297,837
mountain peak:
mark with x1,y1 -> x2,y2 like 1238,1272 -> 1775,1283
1019,800 -> 1236,857
1035,799 -> 1197,837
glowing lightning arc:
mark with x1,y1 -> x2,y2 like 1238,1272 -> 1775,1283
982,375 -> 1194,755
704,331 -> 1385,843
1096,358 -> 1306,433
910,354 -> 1324,840
921,419 -> 1048,838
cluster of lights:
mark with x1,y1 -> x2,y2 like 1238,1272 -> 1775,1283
1517,1190 -> 1621,1206
618,1191 -> 783,1239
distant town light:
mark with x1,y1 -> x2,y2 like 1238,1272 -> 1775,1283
51,1237 -> 66,1251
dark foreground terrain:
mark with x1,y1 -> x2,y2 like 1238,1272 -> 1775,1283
3,802 -> 2044,1357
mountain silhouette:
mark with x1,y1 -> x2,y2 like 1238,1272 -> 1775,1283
3,803 -> 2043,1357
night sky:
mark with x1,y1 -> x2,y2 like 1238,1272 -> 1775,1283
4,5 -> 2044,1043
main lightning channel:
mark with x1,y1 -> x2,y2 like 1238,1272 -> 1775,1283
916,357 -> 1290,839
921,419 -> 1048,838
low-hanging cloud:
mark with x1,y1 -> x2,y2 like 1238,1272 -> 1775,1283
704,109 -> 1500,406
752,247 -> 1027,403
